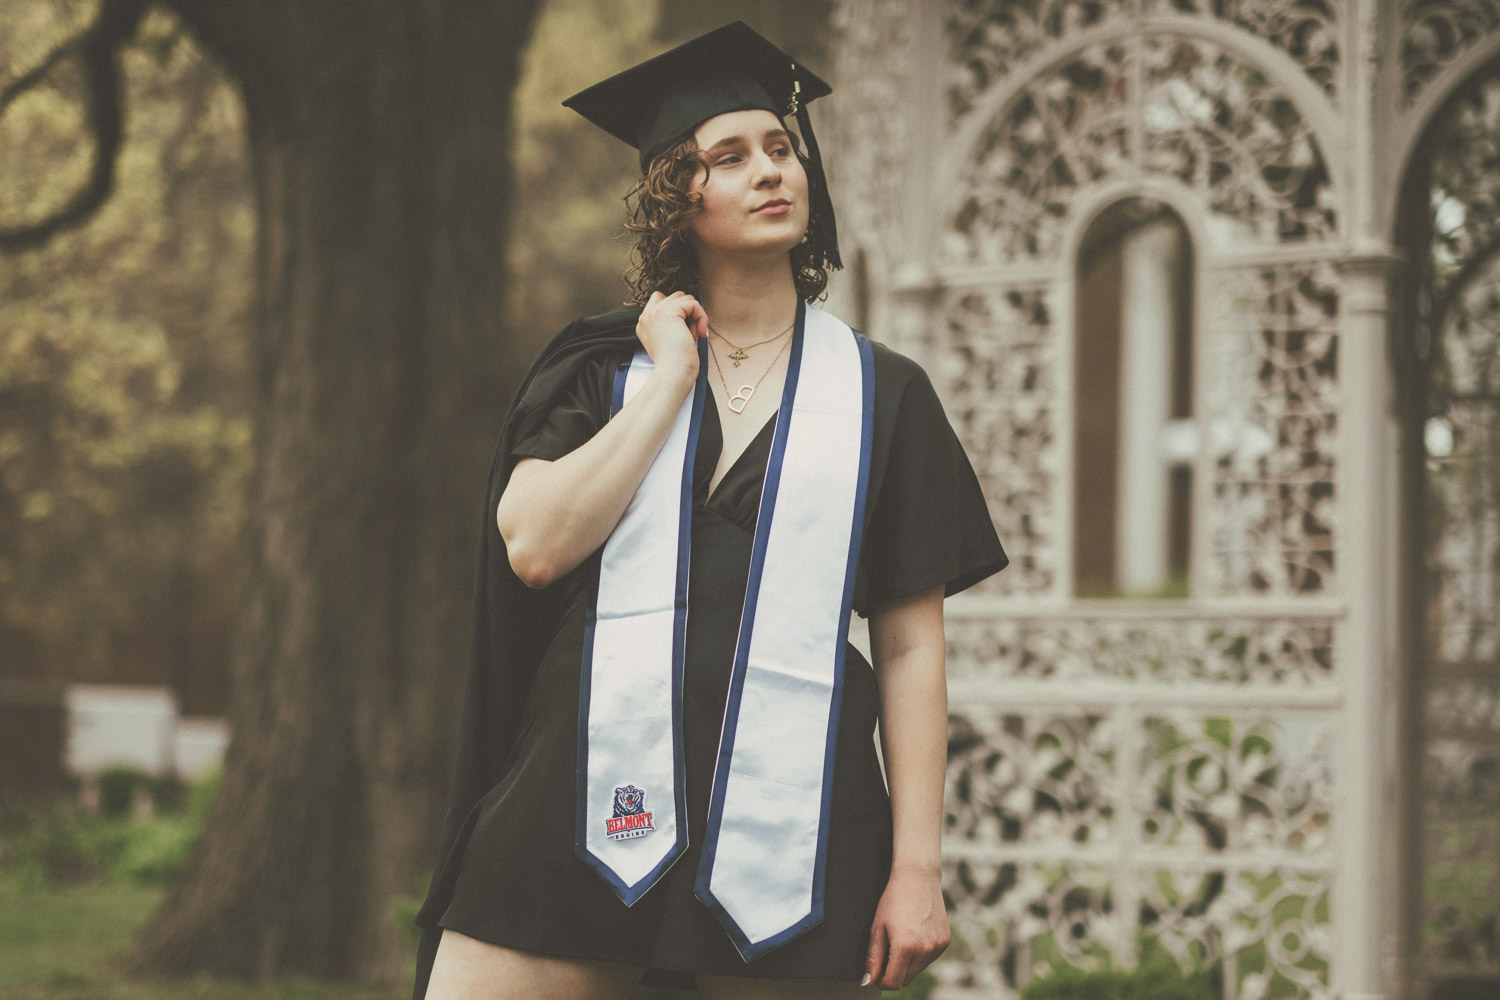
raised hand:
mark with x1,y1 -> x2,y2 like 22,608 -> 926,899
636,290 -> 707,381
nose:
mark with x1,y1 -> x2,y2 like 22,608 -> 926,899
751,147 -> 782,187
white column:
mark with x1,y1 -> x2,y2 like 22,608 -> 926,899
1116,220 -> 1183,594
1331,247 -> 1404,1000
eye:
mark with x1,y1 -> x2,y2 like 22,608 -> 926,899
717,153 -> 743,165
771,145 -> 791,157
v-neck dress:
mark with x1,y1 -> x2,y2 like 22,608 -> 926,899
437,338 -> 1007,987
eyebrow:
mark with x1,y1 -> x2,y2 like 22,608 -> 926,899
704,129 -> 792,152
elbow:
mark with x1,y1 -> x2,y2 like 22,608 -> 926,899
505,537 -> 558,590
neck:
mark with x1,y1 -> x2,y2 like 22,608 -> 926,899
695,248 -> 800,337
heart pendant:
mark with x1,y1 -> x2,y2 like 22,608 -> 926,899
728,386 -> 754,413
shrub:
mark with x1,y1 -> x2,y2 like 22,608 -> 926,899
95,766 -> 158,817
111,813 -> 200,884
0,768 -> 220,889
1020,945 -> 1218,1000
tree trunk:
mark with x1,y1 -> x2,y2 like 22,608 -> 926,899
135,0 -> 544,981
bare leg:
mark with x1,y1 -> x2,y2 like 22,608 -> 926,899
425,928 -> 647,1000
695,972 -> 882,1000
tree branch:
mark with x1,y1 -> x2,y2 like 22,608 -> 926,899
0,0 -> 153,253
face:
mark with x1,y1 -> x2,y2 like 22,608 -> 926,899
685,109 -> 810,261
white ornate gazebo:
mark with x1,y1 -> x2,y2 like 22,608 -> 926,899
823,3 -> 1500,999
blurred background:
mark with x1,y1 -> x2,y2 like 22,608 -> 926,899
0,2 -> 1496,999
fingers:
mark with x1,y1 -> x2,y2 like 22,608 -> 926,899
640,290 -> 708,341
882,941 -> 912,991
870,929 -> 947,990
862,922 -> 886,988
683,299 -> 708,340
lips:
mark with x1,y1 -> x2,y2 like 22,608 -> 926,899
753,199 -> 790,213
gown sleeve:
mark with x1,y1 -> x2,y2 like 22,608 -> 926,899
854,358 -> 1008,618
508,352 -> 619,463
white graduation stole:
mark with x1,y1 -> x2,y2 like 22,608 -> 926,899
575,302 -> 874,960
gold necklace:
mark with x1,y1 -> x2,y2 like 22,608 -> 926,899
706,319 -> 795,368
709,329 -> 793,414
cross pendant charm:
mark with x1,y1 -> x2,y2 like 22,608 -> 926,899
728,348 -> 748,367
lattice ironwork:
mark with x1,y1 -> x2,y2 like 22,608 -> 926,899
945,33 -> 1335,266
942,696 -> 1335,998
1143,0 -> 1341,101
944,612 -> 1337,686
1401,0 -> 1500,107
945,0 -> 1133,117
934,287 -> 1058,597
945,0 -> 1341,117
1137,711 -> 1332,855
1139,35 -> 1336,244
946,39 -> 1134,264
1203,261 -> 1340,597
828,3 -> 1367,998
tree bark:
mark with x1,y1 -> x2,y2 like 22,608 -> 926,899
134,0 -> 544,981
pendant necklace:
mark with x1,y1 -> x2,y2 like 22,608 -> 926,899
707,319 -> 795,368
709,327 -> 793,414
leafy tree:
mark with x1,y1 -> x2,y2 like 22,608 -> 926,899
0,2 -> 251,712
3,0 -> 544,981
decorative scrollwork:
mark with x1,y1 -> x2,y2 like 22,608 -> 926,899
943,700 -> 1335,997
945,0 -> 1131,117
947,711 -> 1117,845
1144,0 -> 1341,100
934,286 -> 1059,596
1144,867 -> 1332,1000
1203,261 -> 1340,596
1401,0 -> 1500,107
945,614 -> 1338,686
1140,34 -> 1336,245
946,34 -> 1336,266
946,0 -> 1341,116
1138,712 -> 1333,854
946,40 -> 1133,264
942,859 -> 1117,993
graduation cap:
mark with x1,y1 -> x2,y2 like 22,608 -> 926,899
563,21 -> 842,270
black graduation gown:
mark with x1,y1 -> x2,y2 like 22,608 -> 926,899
411,306 -> 1006,997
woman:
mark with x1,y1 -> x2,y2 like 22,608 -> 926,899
411,22 -> 1006,1000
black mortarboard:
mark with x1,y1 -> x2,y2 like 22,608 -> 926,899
563,21 -> 842,270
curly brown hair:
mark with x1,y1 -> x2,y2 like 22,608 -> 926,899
622,131 -> 830,305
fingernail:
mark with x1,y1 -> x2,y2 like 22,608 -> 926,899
860,973 -> 871,986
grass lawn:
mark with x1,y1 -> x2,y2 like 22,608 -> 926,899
0,883 -> 402,1000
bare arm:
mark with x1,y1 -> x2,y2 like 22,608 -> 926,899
498,291 -> 707,589
863,584 -> 950,989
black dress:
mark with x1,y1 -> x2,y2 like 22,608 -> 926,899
429,320 -> 1006,990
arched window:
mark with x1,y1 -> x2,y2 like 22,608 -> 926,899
1073,197 -> 1195,598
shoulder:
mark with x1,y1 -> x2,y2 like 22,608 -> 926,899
807,303 -> 935,398
525,306 -> 645,381
867,338 -> 934,391
510,305 -> 644,421
539,305 -> 644,359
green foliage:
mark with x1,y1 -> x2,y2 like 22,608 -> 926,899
94,766 -> 155,817
1020,941 -> 1219,1000
883,968 -> 940,999
0,3 -> 253,695
0,768 -> 218,890
0,884 -> 407,998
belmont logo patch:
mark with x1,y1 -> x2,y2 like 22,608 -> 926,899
606,783 -> 655,840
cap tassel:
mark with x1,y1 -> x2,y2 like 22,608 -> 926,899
790,74 -> 842,271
